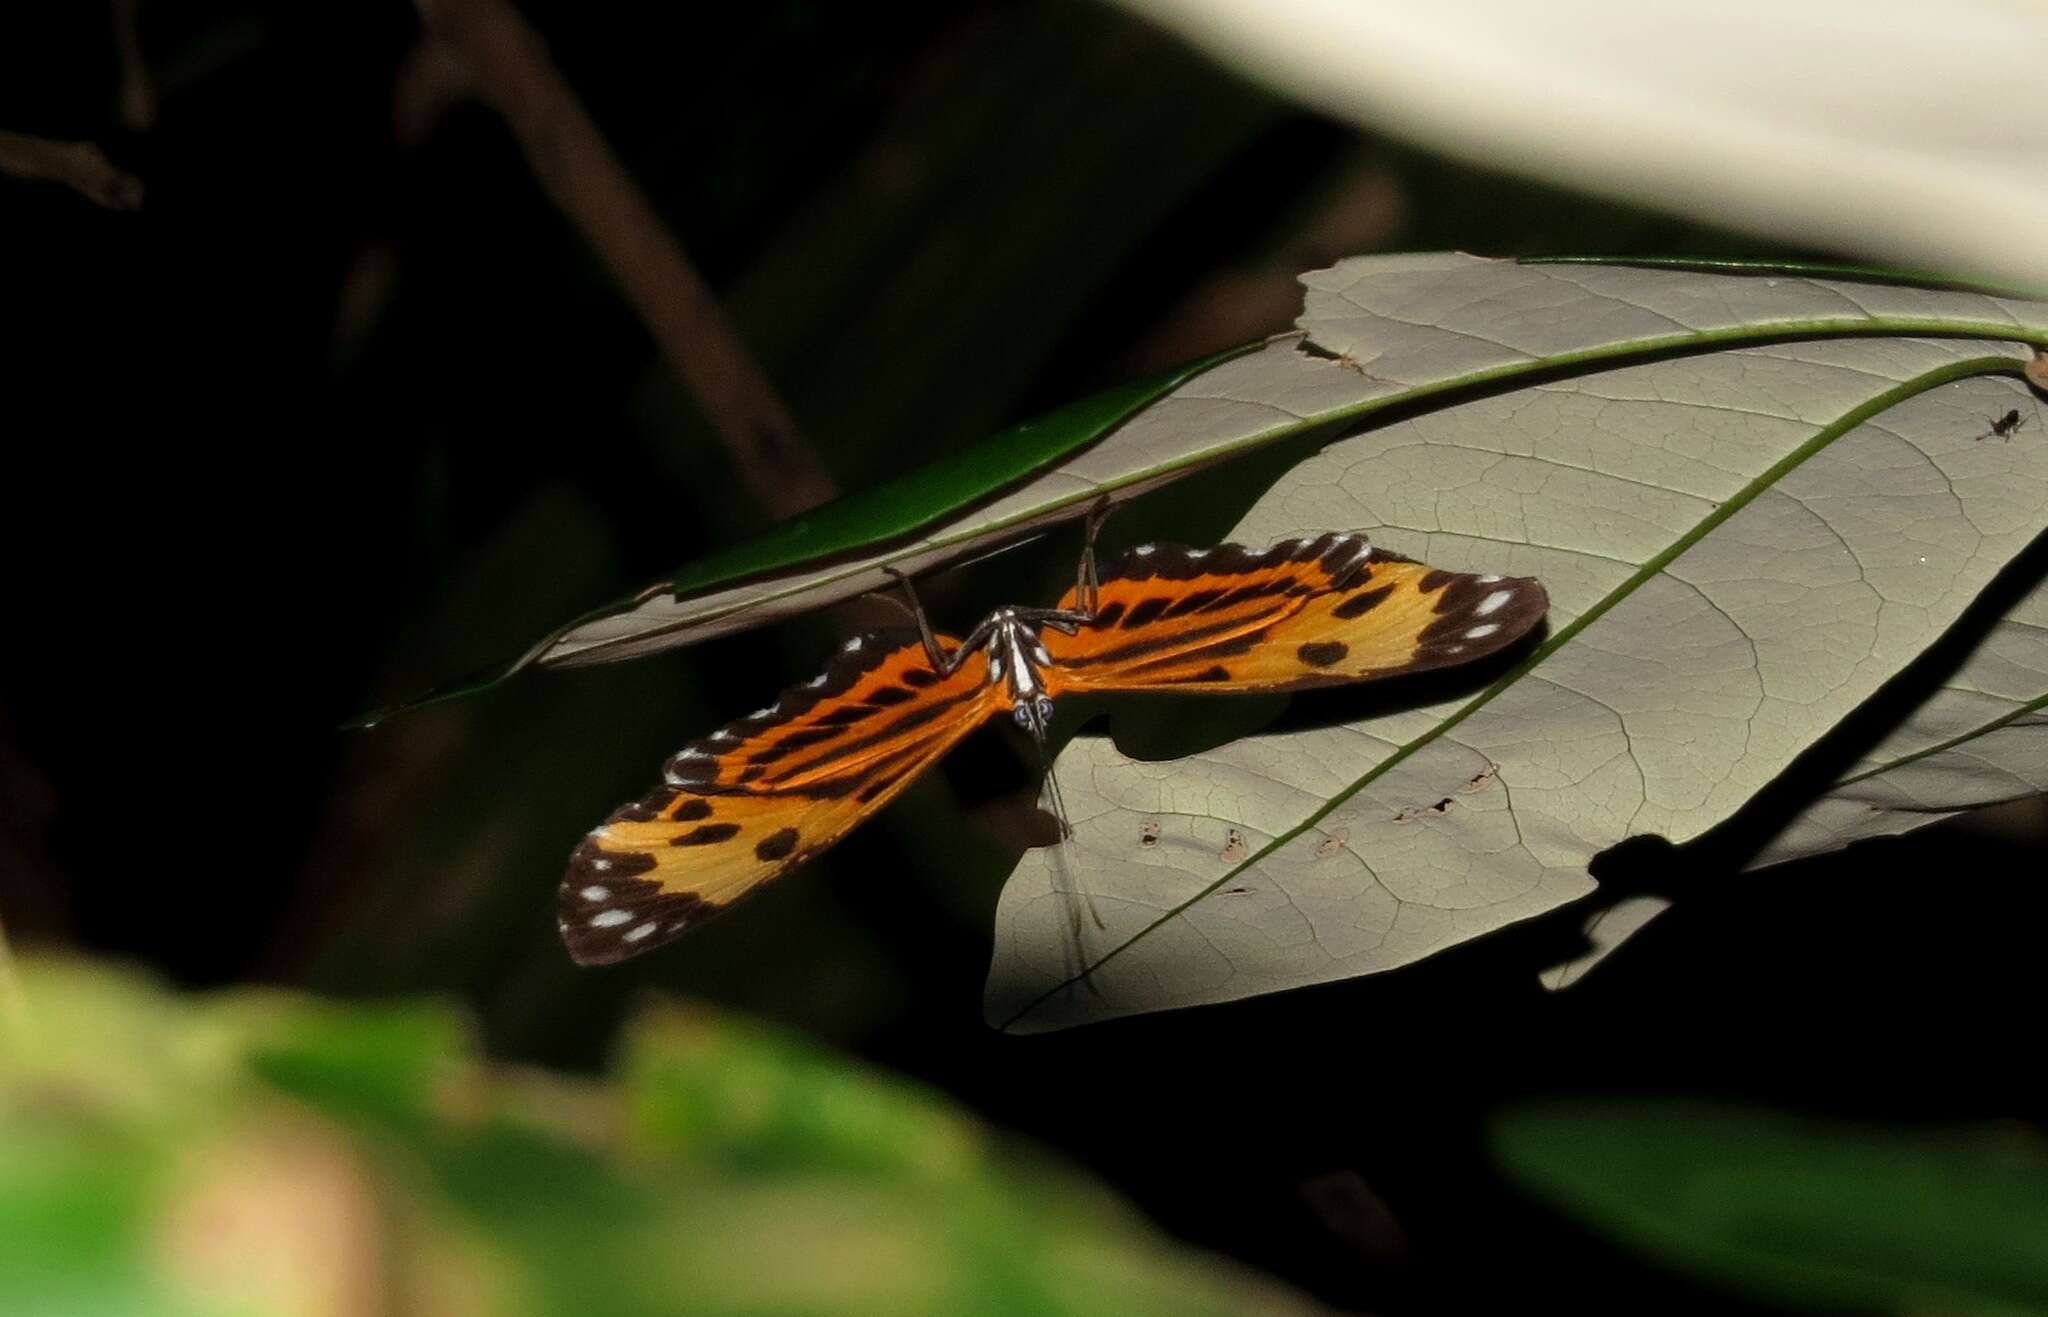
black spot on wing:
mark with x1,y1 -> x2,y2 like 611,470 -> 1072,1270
781,686 -> 984,767
678,625 -> 932,756
1120,597 -> 1171,628
1210,582 -> 1265,610
558,839 -> 728,966
1212,577 -> 1299,610
664,754 -> 719,787
1101,532 -> 1394,590
1162,588 -> 1224,617
671,798 -> 712,821
1063,613 -> 1266,668
754,828 -> 800,861
610,785 -> 681,822
864,686 -> 915,706
671,823 -> 741,846
1297,641 -> 1348,667
1117,626 -> 1269,673
567,840 -> 657,884
1108,541 -> 1274,584
1331,585 -> 1394,619
745,727 -> 845,764
1318,536 -> 1376,585
1091,600 -> 1126,627
1412,576 -> 1550,666
557,861 -> 724,968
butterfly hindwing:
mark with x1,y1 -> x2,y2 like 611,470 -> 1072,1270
560,529 -> 1549,967
1039,531 -> 1547,693
560,631 -> 1000,965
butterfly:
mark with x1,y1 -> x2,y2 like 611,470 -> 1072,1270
559,519 -> 1549,965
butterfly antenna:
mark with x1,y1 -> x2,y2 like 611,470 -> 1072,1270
1027,718 -> 1108,935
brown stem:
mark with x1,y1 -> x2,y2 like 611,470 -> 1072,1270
413,0 -> 840,520
112,0 -> 156,132
0,130 -> 144,210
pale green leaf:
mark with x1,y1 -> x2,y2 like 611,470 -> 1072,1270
1544,575 -> 2048,988
1751,578 -> 2048,866
533,254 -> 2047,671
988,254 -> 2048,1032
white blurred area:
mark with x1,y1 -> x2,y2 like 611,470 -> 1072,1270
1117,0 -> 2048,287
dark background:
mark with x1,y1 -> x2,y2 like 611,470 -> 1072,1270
4,2 -> 2044,1311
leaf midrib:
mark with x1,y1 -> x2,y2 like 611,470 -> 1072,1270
1832,690 -> 2048,790
559,317 -> 2048,670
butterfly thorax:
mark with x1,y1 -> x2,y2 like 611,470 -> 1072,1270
979,607 -> 1059,734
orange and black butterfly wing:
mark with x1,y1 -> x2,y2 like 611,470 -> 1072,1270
1039,532 -> 1547,693
561,631 -> 1002,965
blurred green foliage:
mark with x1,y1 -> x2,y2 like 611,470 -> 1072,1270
1492,1100 -> 2048,1315
0,956 -> 1315,1315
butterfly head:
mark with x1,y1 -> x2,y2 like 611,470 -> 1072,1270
1011,693 -> 1057,734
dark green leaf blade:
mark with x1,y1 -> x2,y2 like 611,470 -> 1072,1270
1493,1100 -> 2048,1315
347,340 -> 1261,728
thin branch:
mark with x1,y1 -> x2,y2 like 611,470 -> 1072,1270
111,0 -> 157,132
0,130 -> 144,210
413,0 -> 840,520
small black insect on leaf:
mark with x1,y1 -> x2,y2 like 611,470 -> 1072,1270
1977,408 -> 2027,441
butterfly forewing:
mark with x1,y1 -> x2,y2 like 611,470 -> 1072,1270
560,529 -> 1550,968
1039,532 -> 1547,692
561,631 -> 1002,965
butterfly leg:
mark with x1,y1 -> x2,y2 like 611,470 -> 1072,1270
1027,609 -> 1093,636
1073,495 -> 1114,616
879,568 -> 954,671
878,568 -> 1002,675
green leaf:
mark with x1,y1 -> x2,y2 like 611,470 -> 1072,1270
987,253 -> 2048,1032
1750,575 -> 2048,865
234,996 -> 470,1134
349,341 -> 1260,727
363,252 -> 2048,737
544,256 -> 2048,684
619,1000 -> 983,1182
0,956 -> 1321,1315
1491,1100 -> 2048,1315
1547,528 -> 2048,990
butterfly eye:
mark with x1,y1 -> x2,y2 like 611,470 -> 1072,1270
1012,703 -> 1032,728
1035,696 -> 1055,724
